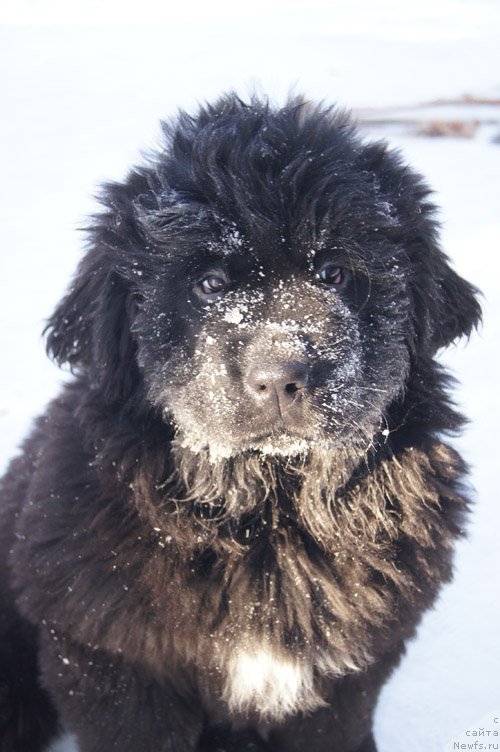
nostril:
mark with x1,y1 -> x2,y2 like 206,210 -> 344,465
246,360 -> 310,398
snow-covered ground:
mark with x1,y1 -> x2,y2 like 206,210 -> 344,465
1,2 -> 499,750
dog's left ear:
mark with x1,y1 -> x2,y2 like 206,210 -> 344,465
429,255 -> 482,349
410,233 -> 482,351
361,143 -> 481,352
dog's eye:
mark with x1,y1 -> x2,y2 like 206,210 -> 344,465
316,264 -> 347,288
196,272 -> 230,299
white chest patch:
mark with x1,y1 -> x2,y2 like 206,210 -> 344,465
223,646 -> 325,720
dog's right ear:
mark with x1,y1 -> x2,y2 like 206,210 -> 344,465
44,180 -> 147,406
45,247 -> 139,406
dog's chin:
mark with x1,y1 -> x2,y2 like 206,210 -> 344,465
175,424 -> 338,463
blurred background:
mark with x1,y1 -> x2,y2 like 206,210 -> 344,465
0,2 -> 499,750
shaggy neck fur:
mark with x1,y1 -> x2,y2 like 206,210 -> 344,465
125,427 -> 466,664
118,429 -> 401,560
168,439 -> 376,541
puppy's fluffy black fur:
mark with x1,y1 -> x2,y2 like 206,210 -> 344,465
0,95 -> 481,752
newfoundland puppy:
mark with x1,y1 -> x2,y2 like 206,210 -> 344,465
0,95 -> 480,752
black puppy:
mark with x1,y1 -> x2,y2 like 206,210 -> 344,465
0,95 -> 480,752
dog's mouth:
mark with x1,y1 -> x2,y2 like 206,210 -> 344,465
217,423 -> 332,459
174,418 -> 323,461
169,386 -> 379,460
243,419 -> 317,444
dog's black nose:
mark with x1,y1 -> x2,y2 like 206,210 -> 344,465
246,360 -> 309,415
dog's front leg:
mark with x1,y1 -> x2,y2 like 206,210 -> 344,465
197,724 -> 271,752
38,631 -> 204,752
268,656 -> 401,752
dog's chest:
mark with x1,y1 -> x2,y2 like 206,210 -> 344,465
188,534 -> 342,718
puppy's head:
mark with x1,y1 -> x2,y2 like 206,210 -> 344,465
46,95 -> 481,459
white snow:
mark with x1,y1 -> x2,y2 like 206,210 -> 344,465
223,306 -> 246,325
0,2 -> 499,751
